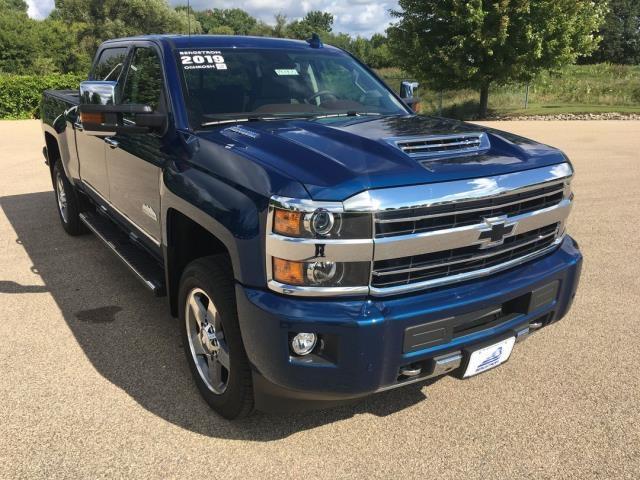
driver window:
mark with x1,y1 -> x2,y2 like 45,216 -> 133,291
91,47 -> 128,82
121,47 -> 164,113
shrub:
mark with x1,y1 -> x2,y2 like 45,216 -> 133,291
0,73 -> 85,119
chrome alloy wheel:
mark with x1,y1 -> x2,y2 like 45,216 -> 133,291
185,288 -> 231,394
55,170 -> 69,223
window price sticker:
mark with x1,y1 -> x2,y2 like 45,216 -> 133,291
179,50 -> 227,70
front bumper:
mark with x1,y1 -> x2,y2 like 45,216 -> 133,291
236,236 -> 582,412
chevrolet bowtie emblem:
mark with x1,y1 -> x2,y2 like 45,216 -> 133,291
477,216 -> 517,249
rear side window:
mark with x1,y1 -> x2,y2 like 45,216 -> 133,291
120,47 -> 164,111
91,47 -> 128,81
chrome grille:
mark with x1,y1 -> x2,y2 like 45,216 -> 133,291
371,223 -> 559,288
347,163 -> 574,296
392,133 -> 489,158
375,183 -> 565,238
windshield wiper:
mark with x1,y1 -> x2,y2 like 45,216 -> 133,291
200,113 -> 316,127
200,111 -> 388,127
312,111 -> 382,119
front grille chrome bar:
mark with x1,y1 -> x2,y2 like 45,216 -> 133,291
369,237 -> 564,297
373,198 -> 571,261
343,162 -> 573,213
375,186 -> 565,224
372,228 -> 559,277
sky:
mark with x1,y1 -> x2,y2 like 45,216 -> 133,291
25,0 -> 399,37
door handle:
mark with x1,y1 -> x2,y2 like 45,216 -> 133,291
74,121 -> 84,132
105,137 -> 119,149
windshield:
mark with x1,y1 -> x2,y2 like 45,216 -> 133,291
175,48 -> 408,127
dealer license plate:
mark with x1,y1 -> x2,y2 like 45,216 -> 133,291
463,337 -> 516,378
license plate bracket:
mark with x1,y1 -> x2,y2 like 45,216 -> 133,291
463,336 -> 516,378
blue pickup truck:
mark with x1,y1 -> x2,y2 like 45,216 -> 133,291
41,35 -> 582,419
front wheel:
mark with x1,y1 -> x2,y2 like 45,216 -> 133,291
52,161 -> 86,236
179,255 -> 254,419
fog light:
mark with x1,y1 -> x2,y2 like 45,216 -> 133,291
291,333 -> 317,356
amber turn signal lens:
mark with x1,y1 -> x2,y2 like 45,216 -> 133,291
273,258 -> 305,285
273,208 -> 302,236
80,111 -> 105,124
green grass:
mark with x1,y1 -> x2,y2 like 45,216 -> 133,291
495,104 -> 640,116
376,64 -> 640,119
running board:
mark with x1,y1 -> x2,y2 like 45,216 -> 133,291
80,211 -> 166,296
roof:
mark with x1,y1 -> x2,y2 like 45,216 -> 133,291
103,34 -> 341,52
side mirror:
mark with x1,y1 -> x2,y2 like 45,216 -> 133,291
80,80 -> 118,105
400,80 -> 421,112
78,81 -> 167,136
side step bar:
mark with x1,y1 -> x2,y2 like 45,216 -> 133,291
80,211 -> 166,296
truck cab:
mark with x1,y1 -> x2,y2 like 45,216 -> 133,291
41,35 -> 582,419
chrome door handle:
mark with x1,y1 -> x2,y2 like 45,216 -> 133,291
105,137 -> 119,149
74,121 -> 84,132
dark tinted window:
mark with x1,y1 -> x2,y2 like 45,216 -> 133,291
92,47 -> 128,81
121,47 -> 164,111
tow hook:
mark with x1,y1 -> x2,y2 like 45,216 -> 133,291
399,364 -> 422,377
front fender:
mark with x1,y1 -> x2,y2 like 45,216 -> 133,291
160,172 -> 257,285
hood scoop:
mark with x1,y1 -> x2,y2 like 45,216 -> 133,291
389,132 -> 490,159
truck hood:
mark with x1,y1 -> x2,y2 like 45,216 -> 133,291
198,115 -> 567,201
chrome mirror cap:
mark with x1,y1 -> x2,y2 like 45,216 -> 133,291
400,80 -> 419,99
79,81 -> 117,106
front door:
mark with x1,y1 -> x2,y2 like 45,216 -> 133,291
105,45 -> 166,245
76,46 -> 129,200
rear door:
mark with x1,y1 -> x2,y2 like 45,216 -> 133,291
76,46 -> 129,200
104,44 -> 167,247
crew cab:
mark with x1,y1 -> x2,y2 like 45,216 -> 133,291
41,35 -> 582,419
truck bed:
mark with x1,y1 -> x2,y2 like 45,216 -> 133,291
43,89 -> 80,105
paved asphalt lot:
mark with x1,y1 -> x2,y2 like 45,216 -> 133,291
0,120 -> 638,479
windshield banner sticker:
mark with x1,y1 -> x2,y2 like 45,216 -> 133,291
179,50 -> 227,70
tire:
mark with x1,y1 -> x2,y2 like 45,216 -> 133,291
179,255 -> 254,419
52,161 -> 87,236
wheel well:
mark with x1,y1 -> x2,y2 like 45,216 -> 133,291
166,208 -> 230,316
44,132 -> 60,179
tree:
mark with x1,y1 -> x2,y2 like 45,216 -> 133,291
589,0 -> 640,64
0,0 -> 92,74
194,8 -> 257,35
35,19 -> 93,73
302,11 -> 334,33
248,21 -> 274,37
0,0 -> 27,11
0,5 -> 38,73
287,11 -> 334,39
388,0 -> 607,118
51,0 -> 196,53
0,1 -> 394,75
217,8 -> 257,35
272,14 -> 288,38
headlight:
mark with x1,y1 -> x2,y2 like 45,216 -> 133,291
306,209 -> 334,236
267,196 -> 373,295
272,258 -> 370,287
272,207 -> 371,239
